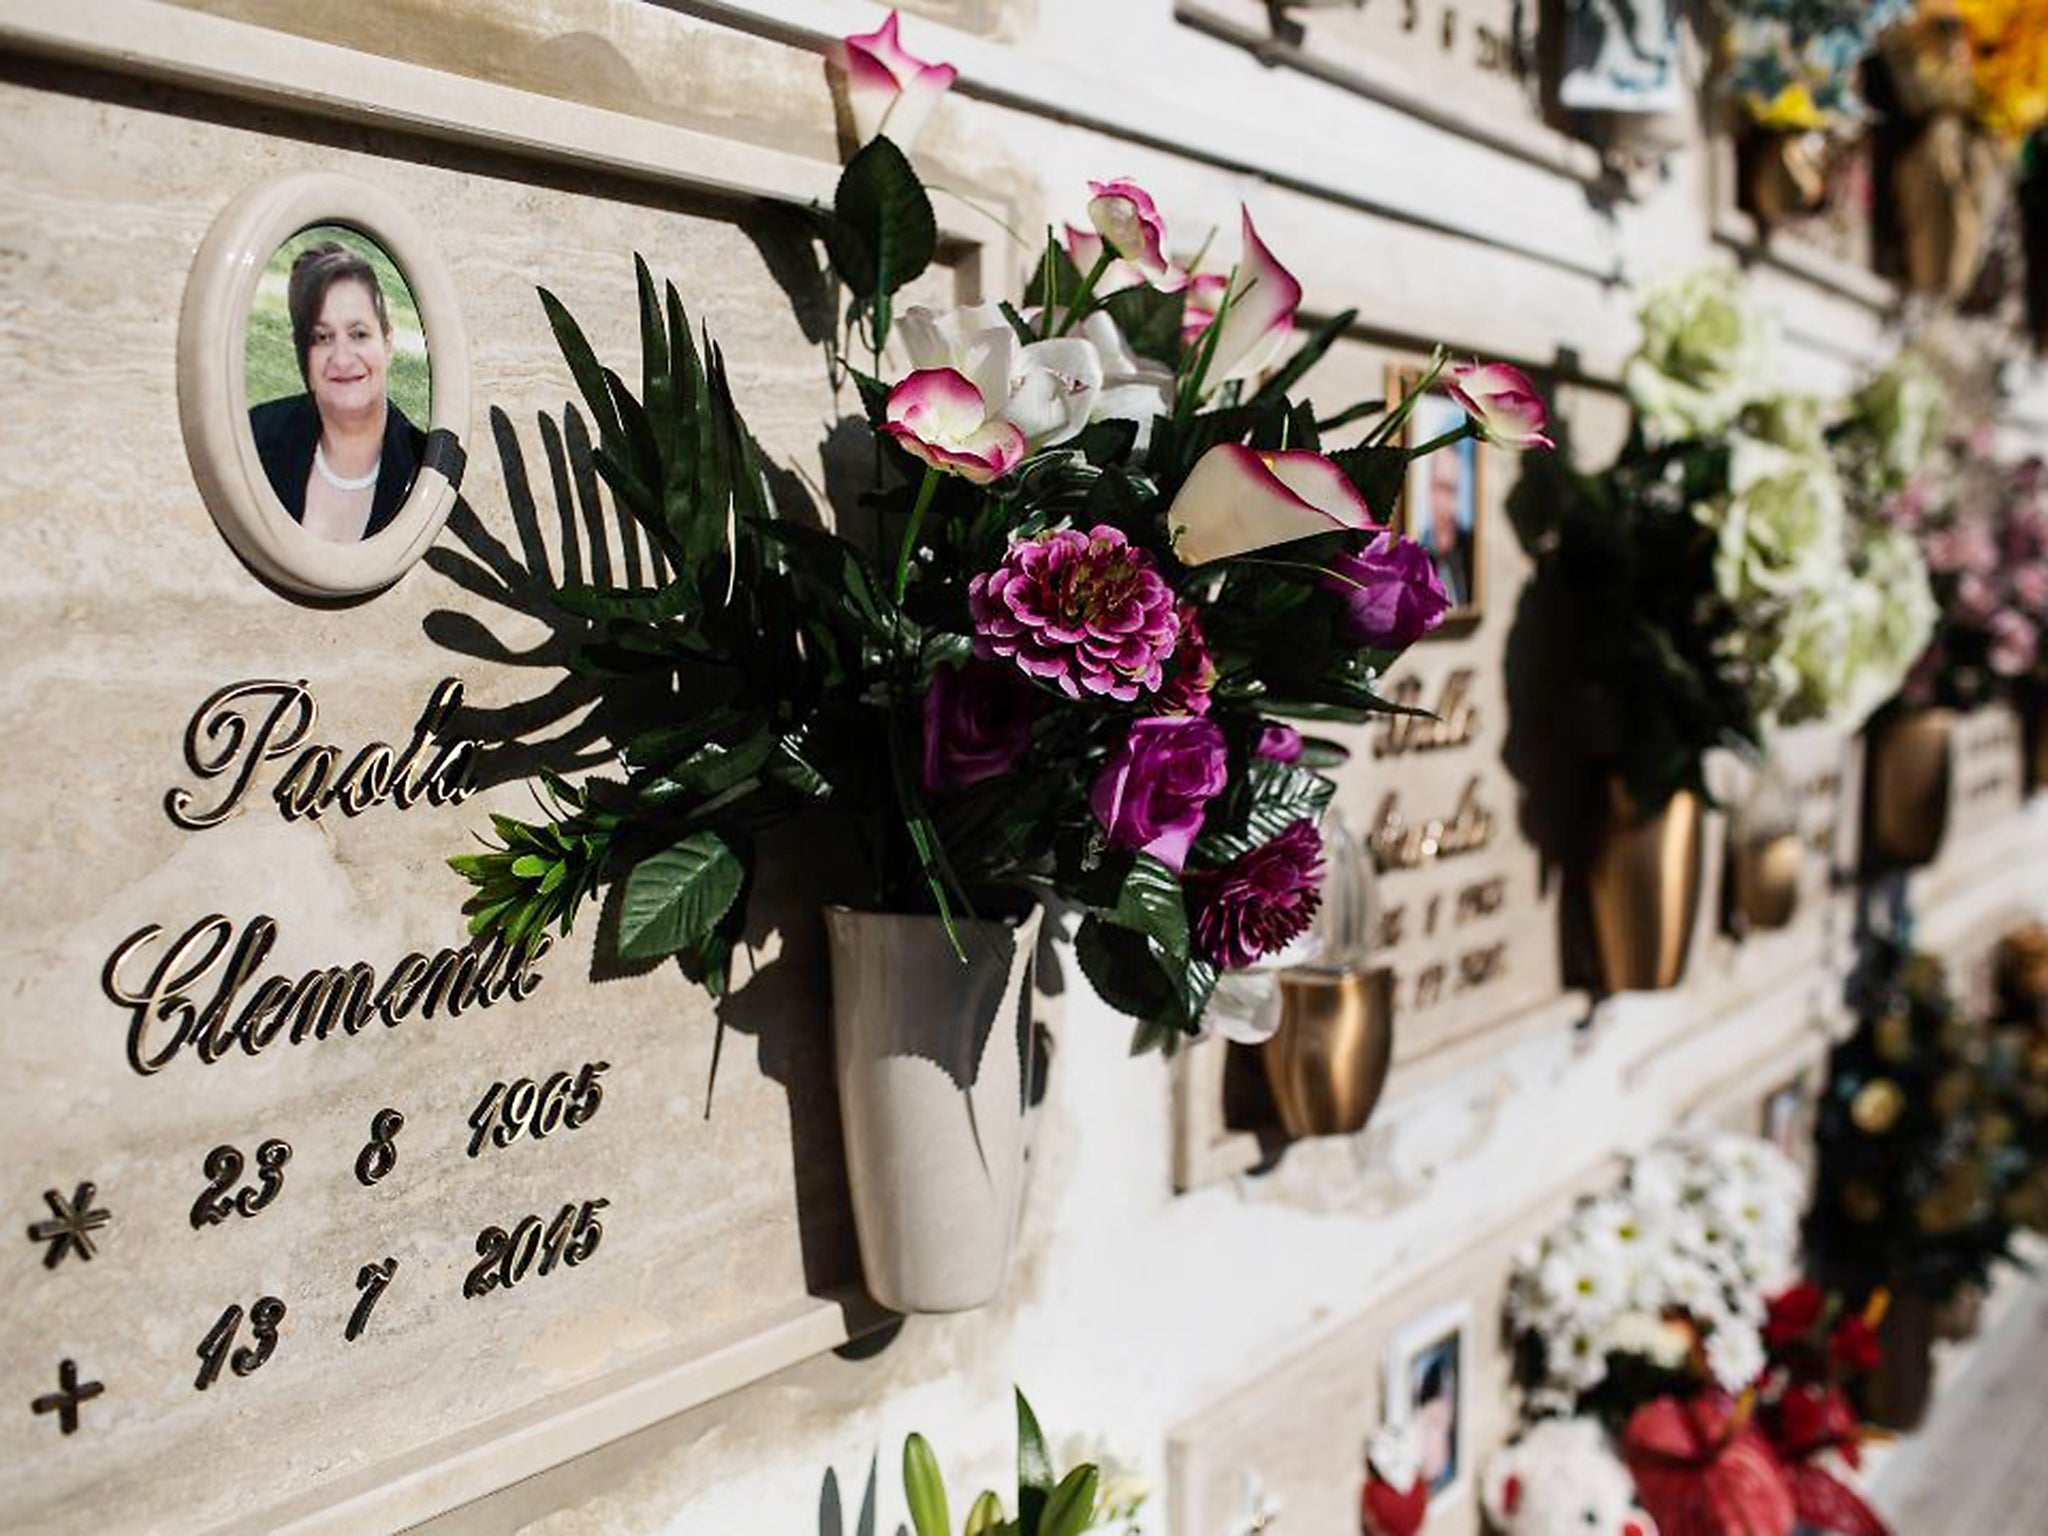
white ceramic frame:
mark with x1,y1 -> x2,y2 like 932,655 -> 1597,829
1380,1298 -> 1473,1520
178,170 -> 471,597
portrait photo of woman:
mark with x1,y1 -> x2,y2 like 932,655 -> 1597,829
1384,1301 -> 1471,1512
245,228 -> 432,545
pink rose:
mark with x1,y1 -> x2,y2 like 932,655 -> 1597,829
1445,360 -> 1554,450
1082,179 -> 1183,290
921,660 -> 1040,793
2013,564 -> 2048,614
1089,716 -> 1228,873
1990,610 -> 2039,677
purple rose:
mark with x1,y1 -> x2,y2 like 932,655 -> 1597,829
1185,818 -> 1325,969
922,660 -> 1040,793
1255,722 -> 1303,763
1089,716 -> 1229,872
1324,532 -> 1450,649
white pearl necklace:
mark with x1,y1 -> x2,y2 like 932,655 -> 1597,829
314,442 -> 381,493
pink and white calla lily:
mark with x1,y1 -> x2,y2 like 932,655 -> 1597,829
1194,209 -> 1302,393
883,368 -> 1026,485
1166,444 -> 1376,566
1445,360 -> 1555,450
836,10 -> 958,152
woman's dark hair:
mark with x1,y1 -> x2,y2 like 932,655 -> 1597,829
286,241 -> 390,386
1418,1348 -> 1454,1403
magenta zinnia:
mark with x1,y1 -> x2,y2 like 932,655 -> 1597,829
1186,818 -> 1325,969
968,525 -> 1181,701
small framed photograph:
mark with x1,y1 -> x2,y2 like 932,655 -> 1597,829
179,171 -> 470,598
1388,367 -> 1483,625
1382,1300 -> 1470,1513
1761,1073 -> 1817,1181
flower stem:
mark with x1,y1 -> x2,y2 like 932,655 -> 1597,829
1053,250 -> 1116,337
1408,420 -> 1481,459
893,466 -> 942,604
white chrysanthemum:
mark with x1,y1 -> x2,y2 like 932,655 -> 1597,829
1705,1324 -> 1767,1393
1625,268 -> 1780,439
1606,1309 -> 1693,1369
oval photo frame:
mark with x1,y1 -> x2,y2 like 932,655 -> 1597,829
180,171 -> 470,598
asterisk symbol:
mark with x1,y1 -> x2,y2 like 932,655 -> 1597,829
27,1182 -> 110,1269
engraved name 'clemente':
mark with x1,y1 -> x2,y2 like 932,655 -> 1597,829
102,915 -> 549,1077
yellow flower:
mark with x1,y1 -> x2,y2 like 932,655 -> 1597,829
1953,0 -> 2048,139
1748,82 -> 1830,133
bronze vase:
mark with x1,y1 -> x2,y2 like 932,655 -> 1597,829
1739,126 -> 1829,227
1587,782 -> 1703,994
1729,830 -> 1803,934
1864,707 -> 1955,870
1259,968 -> 1395,1139
1866,1289 -> 1936,1431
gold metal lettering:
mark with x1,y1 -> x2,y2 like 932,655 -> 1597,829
1371,670 -> 1480,758
165,677 -> 477,829
1368,776 -> 1496,872
100,916 -> 546,1078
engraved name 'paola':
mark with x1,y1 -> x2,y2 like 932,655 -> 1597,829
166,677 -> 478,830
102,915 -> 549,1077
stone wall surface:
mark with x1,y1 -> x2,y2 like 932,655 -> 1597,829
0,3 -> 2044,1535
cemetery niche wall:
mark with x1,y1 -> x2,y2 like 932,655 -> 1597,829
5,3 -> 2048,1536
0,11 -> 993,1527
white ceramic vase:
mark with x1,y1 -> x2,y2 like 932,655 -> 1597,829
825,903 -> 1042,1314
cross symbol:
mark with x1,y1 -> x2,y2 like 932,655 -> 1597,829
27,1182 -> 111,1268
32,1359 -> 103,1436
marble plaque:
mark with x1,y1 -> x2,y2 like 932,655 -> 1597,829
0,57 -> 965,1536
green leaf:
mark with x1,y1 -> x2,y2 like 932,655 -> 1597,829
1016,1389 -> 1056,1498
827,135 -> 936,348
1102,854 -> 1188,962
1328,443 -> 1408,525
1101,282 -> 1187,370
1037,1467 -> 1100,1536
616,832 -> 745,962
964,1490 -> 1007,1536
1073,917 -> 1179,1023
903,1434 -> 950,1536
538,286 -> 623,447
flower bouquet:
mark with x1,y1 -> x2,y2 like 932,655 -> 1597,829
1504,1135 -> 1810,1536
1717,0 -> 1913,225
1510,271 -> 1930,988
444,13 -> 1546,1307
447,41 -> 1540,1046
1507,1134 -> 1805,1421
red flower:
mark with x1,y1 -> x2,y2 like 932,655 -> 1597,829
1770,1383 -> 1859,1462
1360,1474 -> 1428,1536
1622,1393 -> 1796,1536
1829,1314 -> 1883,1376
1763,1281 -> 1824,1350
